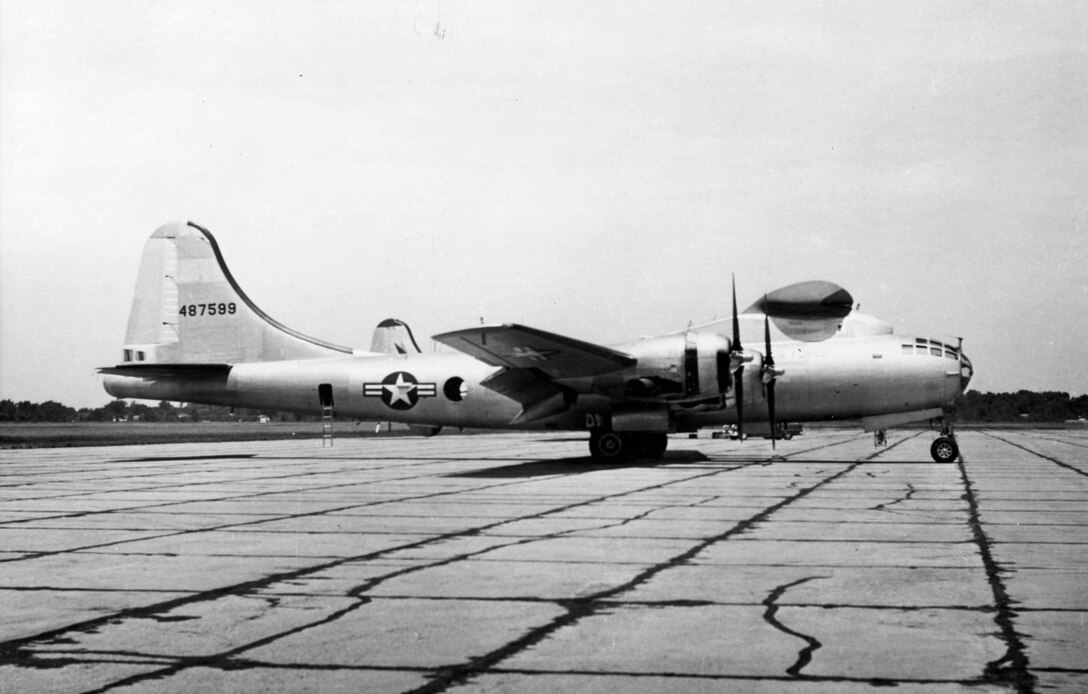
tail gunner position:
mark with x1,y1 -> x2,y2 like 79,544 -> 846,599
101,222 -> 973,462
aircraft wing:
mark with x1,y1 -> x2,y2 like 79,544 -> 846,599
433,324 -> 636,379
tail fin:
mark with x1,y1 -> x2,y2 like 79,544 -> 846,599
370,318 -> 422,354
118,221 -> 353,364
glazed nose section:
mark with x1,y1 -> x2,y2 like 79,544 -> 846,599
959,351 -> 974,392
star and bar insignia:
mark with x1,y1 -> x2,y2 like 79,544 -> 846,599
363,371 -> 437,410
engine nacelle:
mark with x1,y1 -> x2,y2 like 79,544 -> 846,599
623,332 -> 731,402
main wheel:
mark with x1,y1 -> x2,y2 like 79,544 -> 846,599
590,431 -> 628,462
930,436 -> 959,463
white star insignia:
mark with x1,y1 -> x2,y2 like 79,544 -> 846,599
383,373 -> 416,405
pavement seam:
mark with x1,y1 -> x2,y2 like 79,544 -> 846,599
981,431 -> 1088,478
403,457 -> 871,693
955,451 -> 1037,694
1,456 -> 767,688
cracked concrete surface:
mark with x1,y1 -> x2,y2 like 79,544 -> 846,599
1,429 -> 1086,692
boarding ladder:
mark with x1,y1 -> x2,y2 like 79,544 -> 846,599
321,405 -> 334,447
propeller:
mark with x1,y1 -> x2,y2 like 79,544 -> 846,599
729,276 -> 753,439
762,306 -> 779,449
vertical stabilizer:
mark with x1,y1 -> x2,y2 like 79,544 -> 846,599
118,221 -> 353,364
370,318 -> 422,354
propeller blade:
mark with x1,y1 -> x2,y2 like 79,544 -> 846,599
732,276 -> 742,353
765,311 -> 777,449
763,302 -> 773,370
732,275 -> 744,440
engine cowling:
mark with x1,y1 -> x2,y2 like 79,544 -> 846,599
623,332 -> 731,402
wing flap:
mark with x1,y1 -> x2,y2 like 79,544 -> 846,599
481,367 -> 576,424
433,324 -> 635,379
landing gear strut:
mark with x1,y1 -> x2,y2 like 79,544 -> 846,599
589,431 -> 668,462
930,418 -> 959,463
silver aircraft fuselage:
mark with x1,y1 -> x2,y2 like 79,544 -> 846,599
104,331 -> 967,431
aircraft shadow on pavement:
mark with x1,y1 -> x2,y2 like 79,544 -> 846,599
116,453 -> 259,463
448,450 -> 710,479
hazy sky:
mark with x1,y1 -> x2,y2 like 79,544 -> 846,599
2,1 -> 1086,407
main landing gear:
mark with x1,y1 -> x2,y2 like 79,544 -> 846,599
930,418 -> 960,463
589,430 -> 668,463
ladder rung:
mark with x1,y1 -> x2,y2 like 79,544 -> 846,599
321,406 -> 334,446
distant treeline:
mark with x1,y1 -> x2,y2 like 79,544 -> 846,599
4,391 -> 1088,424
0,399 -> 315,423
951,390 -> 1088,423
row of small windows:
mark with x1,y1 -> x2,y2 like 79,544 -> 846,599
123,349 -> 146,362
901,338 -> 959,360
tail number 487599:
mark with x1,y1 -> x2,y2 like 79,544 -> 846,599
179,303 -> 237,317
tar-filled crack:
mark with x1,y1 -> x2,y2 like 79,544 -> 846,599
0,463 -> 578,564
1023,431 -> 1088,451
983,431 -> 1088,479
0,456 -> 457,527
2,433 -> 896,690
74,597 -> 376,694
344,466 -> 749,599
870,483 -> 916,511
956,452 -> 1036,694
404,459 -> 871,694
1,456 -> 767,689
0,469 -> 574,669
761,576 -> 827,676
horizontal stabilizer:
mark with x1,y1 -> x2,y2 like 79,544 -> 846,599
434,324 -> 636,379
98,363 -> 232,377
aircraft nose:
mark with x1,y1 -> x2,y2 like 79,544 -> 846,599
959,351 -> 974,392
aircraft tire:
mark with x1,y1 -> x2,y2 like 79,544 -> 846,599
930,436 -> 959,463
590,431 -> 628,463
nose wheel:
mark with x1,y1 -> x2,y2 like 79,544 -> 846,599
930,417 -> 959,463
930,436 -> 959,463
